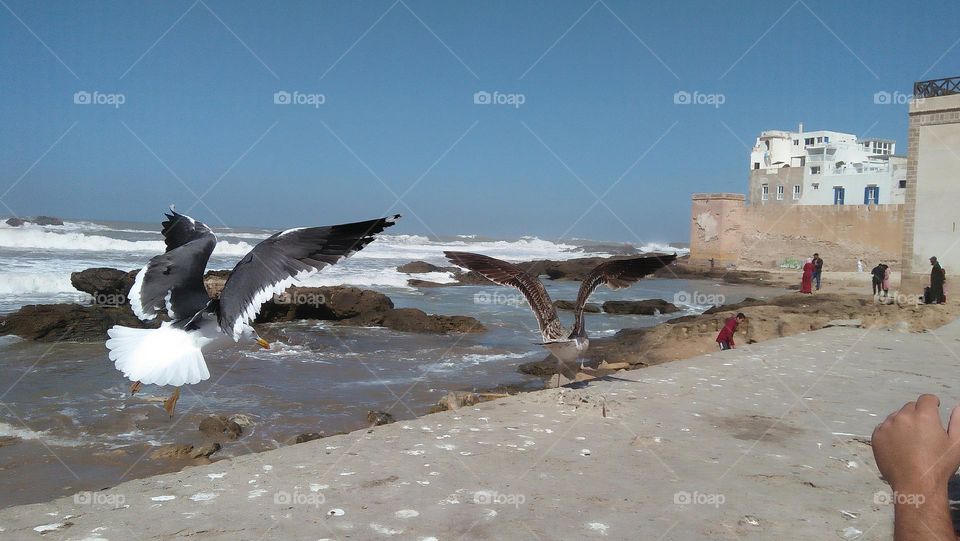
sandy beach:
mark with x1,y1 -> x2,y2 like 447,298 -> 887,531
2,309 -> 958,539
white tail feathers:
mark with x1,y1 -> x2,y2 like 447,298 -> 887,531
106,323 -> 210,386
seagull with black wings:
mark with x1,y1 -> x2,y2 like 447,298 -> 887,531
444,251 -> 676,386
106,207 -> 399,416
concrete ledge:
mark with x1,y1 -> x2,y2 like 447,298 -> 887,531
3,323 -> 960,539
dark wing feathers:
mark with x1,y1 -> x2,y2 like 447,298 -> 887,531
444,251 -> 566,341
571,254 -> 677,336
129,209 -> 217,321
161,206 -> 215,253
217,215 -> 399,339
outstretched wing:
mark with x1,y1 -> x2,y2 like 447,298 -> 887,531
128,207 -> 217,321
444,251 -> 565,342
217,215 -> 400,340
571,253 -> 677,336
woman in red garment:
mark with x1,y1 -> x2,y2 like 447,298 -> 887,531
800,258 -> 814,294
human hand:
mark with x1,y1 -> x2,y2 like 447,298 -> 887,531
872,394 -> 960,496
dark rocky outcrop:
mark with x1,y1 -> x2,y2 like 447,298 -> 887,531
553,300 -> 601,313
0,304 -> 153,342
198,415 -> 243,442
396,261 -> 458,274
602,299 -> 680,315
4,216 -> 64,227
70,268 -> 137,302
381,308 -> 485,334
32,215 -> 64,226
366,410 -> 395,426
255,286 -> 394,326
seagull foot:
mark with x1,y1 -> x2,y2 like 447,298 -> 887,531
163,387 -> 181,418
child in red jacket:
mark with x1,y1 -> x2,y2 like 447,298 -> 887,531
716,313 -> 746,351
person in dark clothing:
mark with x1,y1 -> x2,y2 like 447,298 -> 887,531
871,263 -> 885,296
929,256 -> 946,304
812,253 -> 824,290
716,313 -> 746,351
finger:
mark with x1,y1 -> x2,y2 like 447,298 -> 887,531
899,401 -> 917,415
917,394 -> 941,413
948,405 -> 960,440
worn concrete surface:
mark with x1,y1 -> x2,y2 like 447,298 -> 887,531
4,320 -> 960,540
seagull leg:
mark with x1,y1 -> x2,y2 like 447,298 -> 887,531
163,387 -> 181,418
129,381 -> 143,395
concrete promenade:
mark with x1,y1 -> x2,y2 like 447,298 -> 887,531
4,320 -> 960,540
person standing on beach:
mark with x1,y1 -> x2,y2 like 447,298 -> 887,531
871,263 -> 885,297
857,259 -> 864,273
716,313 -> 746,351
882,264 -> 892,299
929,256 -> 946,304
812,253 -> 824,291
800,258 -> 814,294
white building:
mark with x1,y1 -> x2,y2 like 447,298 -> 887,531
748,123 -> 906,206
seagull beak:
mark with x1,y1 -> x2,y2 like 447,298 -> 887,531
256,338 -> 270,350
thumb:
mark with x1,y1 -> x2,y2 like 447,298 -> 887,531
947,405 -> 960,447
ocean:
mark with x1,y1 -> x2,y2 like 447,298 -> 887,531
0,218 -> 767,508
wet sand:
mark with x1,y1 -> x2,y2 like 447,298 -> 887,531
4,317 -> 959,539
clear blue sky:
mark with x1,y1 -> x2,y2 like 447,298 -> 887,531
1,0 -> 957,243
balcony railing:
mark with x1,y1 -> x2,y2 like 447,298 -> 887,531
914,76 -> 960,98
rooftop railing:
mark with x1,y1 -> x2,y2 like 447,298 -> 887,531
914,76 -> 960,98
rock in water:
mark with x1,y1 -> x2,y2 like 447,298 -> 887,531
191,442 -> 222,459
198,415 -> 243,441
150,444 -> 196,460
0,304 -> 151,342
32,215 -> 64,226
381,308 -> 486,334
70,268 -> 137,301
367,410 -> 395,426
396,261 -> 457,274
289,432 -> 325,445
553,300 -> 601,313
5,217 -> 26,227
602,299 -> 680,315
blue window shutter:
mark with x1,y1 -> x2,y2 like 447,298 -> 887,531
864,187 -> 869,204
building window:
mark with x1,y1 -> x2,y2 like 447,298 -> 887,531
811,166 -> 821,175
864,186 -> 880,205
794,139 -> 799,145
753,162 -> 760,170
899,180 -> 907,189
776,185 -> 784,200
823,136 -> 829,143
761,184 -> 769,201
816,136 -> 823,143
805,137 -> 815,146
833,186 -> 845,205
793,185 -> 801,199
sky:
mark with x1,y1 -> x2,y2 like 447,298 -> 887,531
1,0 -> 958,244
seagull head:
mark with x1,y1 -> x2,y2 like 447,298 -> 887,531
238,325 -> 270,350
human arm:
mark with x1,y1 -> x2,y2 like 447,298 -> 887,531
872,394 -> 960,540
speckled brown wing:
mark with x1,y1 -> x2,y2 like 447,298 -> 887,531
571,254 -> 677,336
444,251 -> 566,342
